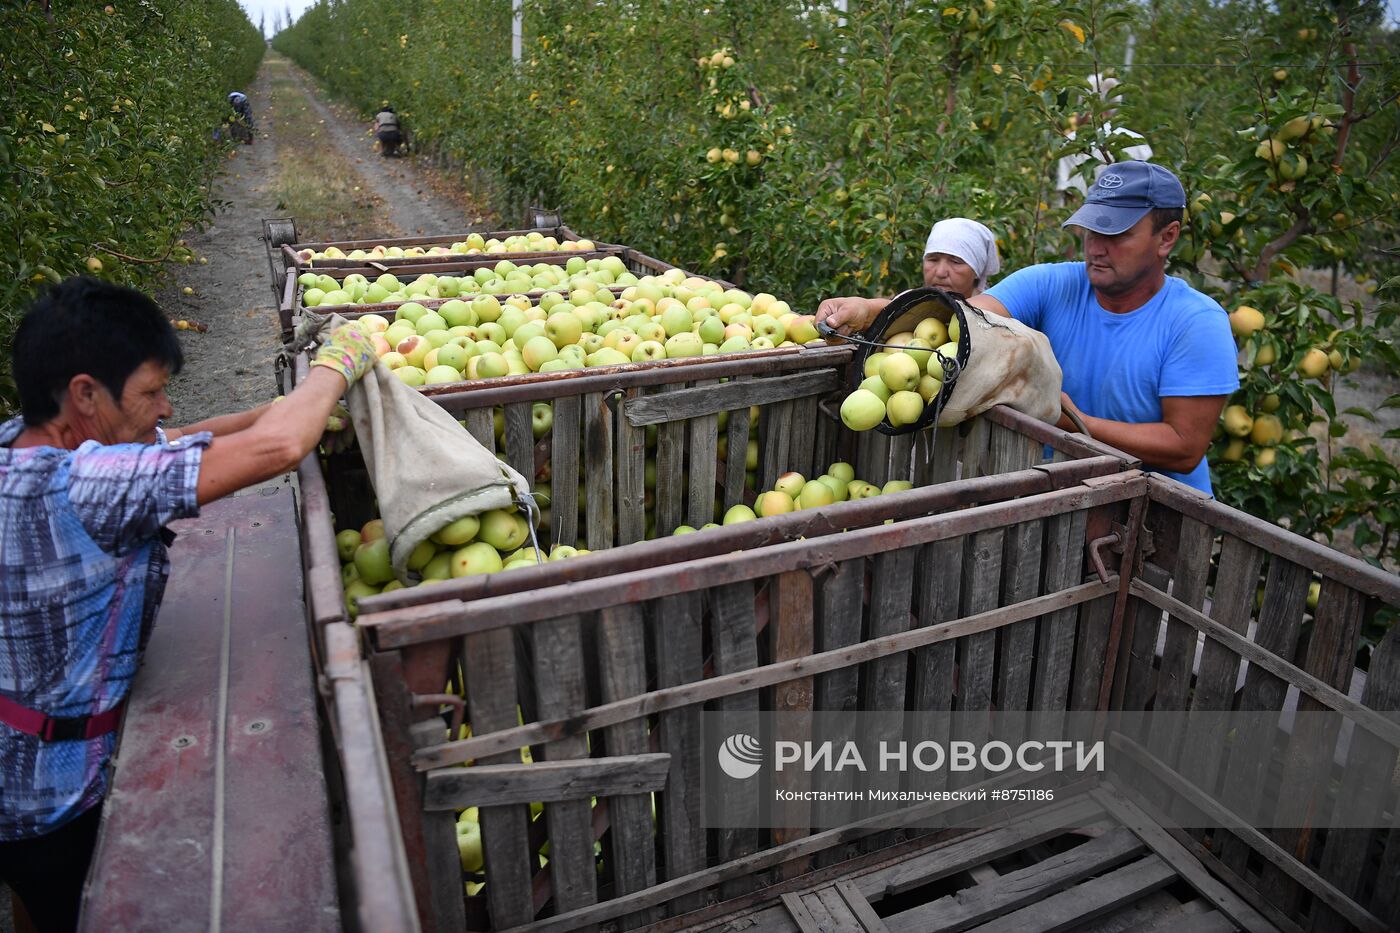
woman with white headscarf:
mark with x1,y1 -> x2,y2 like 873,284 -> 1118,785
816,217 -> 1002,335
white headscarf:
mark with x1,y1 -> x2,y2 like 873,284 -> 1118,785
923,218 -> 1001,284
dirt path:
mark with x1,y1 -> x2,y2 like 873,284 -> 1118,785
162,52 -> 494,426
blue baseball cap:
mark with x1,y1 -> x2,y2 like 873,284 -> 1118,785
1062,161 -> 1186,235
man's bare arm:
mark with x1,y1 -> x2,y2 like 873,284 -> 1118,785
1058,394 -> 1227,474
194,369 -> 347,505
967,293 -> 1012,318
165,403 -> 275,441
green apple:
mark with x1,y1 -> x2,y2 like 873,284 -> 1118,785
532,402 -> 554,438
723,504 -> 757,524
396,301 -> 430,324
439,299 -> 476,327
755,490 -> 795,517
335,529 -> 361,562
880,354 -> 922,393
406,539 -> 437,572
353,537 -> 394,585
816,475 -> 849,501
886,390 -> 925,427
798,480 -> 836,509
344,579 -> 380,619
840,389 -> 886,431
847,481 -> 881,499
436,343 -> 470,371
415,312 -> 448,335
774,472 -> 806,498
665,333 -> 704,358
718,335 -> 750,354
424,365 -> 461,385
828,462 -> 856,483
882,480 -> 914,494
586,347 -> 631,367
478,509 -> 529,550
433,515 -> 480,546
632,340 -> 667,363
544,312 -> 583,348
522,336 -> 559,371
451,541 -> 503,577
394,366 -> 427,387
858,375 -> 892,403
863,352 -> 888,378
476,353 -> 510,379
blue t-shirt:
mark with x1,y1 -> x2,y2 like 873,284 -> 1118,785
987,263 -> 1238,494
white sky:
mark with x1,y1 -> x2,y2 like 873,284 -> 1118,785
238,0 -> 316,36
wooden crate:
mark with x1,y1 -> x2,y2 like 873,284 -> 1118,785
278,225 -> 600,271
322,452 -> 1400,932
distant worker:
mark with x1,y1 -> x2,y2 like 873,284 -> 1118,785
374,105 -> 404,157
1055,75 -> 1152,199
226,91 -> 254,145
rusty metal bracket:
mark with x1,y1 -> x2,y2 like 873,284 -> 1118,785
1087,522 -> 1154,584
412,693 -> 465,740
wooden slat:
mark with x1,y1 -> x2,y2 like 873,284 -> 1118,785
908,537 -> 961,801
531,615 -> 599,918
550,396 -> 580,550
367,653 -> 441,930
963,856 -> 1176,933
884,827 -> 1147,933
616,389 -> 647,545
1120,562 -> 1169,714
930,422 -> 961,485
861,431 -> 892,488
655,385 -> 685,538
782,891 -> 824,933
761,399 -> 794,492
772,569 -> 816,878
1216,555 -> 1310,877
723,391 -> 751,509
504,401 -> 535,482
410,720 -> 468,932
711,580 -> 764,897
623,369 -> 843,425
789,395 -> 820,479
862,548 -> 916,838
1032,509 -> 1088,735
423,753 -> 669,809
466,407 -> 495,450
687,380 -> 720,527
1316,627 -> 1400,932
584,391 -> 614,550
996,517 -> 1043,742
1258,577 -> 1368,912
835,879 -> 891,933
886,433 -> 914,485
595,604 -> 660,929
815,560 -> 864,713
1145,516 -> 1214,776
462,629 -> 535,928
653,592 -> 707,914
813,558 -> 865,869
1092,787 -> 1276,933
1179,534 -> 1264,800
958,416 -> 991,480
956,527 -> 1003,785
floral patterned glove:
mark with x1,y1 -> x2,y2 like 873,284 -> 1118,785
311,324 -> 377,386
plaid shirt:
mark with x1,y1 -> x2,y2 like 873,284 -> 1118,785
0,418 -> 209,840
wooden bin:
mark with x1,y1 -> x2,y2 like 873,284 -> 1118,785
278,225 -> 599,271
294,342 -> 1153,930
339,467 -> 1400,933
276,246 -> 736,340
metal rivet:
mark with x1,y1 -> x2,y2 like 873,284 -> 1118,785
172,735 -> 195,749
251,522 -> 262,528
246,720 -> 269,734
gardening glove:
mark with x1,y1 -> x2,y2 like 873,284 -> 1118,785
311,323 -> 378,386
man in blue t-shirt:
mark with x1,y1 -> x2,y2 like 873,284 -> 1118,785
973,162 -> 1237,494
818,161 -> 1237,495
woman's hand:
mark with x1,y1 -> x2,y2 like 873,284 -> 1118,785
815,297 -> 880,336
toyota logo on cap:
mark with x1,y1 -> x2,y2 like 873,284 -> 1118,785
1098,173 -> 1124,189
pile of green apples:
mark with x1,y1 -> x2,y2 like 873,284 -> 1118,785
338,270 -> 812,388
337,508 -> 588,618
298,253 -> 639,308
839,316 -> 961,432
294,231 -> 597,265
673,461 -> 914,533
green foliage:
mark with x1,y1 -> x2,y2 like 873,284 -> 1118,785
275,0 -> 1399,568
0,0 -> 264,404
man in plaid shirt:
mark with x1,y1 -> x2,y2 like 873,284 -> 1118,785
0,277 -> 376,931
